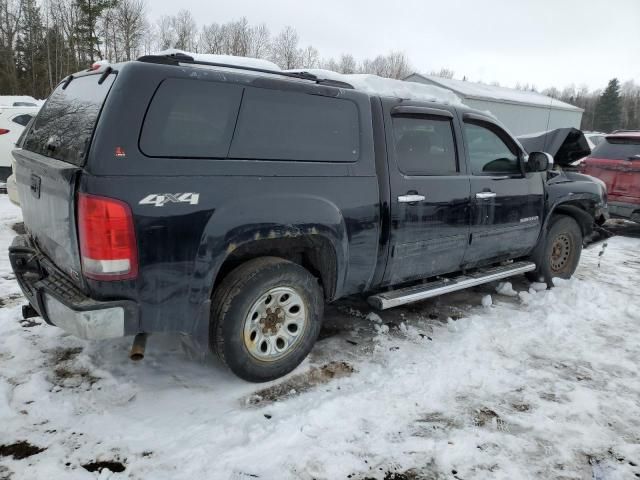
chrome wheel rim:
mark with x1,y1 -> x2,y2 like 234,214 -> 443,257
243,286 -> 307,362
550,233 -> 571,272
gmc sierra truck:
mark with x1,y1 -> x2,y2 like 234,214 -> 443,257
9,54 -> 608,382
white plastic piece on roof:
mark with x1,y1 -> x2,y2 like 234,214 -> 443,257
289,68 -> 464,105
156,49 -> 281,71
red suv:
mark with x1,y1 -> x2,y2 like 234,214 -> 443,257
581,131 -> 640,223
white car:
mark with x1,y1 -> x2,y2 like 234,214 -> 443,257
584,132 -> 606,151
0,106 -> 40,205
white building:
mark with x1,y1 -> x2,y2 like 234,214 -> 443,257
404,73 -> 583,136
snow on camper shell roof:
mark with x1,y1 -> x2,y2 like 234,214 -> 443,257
289,69 -> 464,106
157,49 -> 283,71
409,73 -> 583,112
155,51 -> 463,106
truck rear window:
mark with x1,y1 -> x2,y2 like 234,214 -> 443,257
23,74 -> 115,166
591,137 -> 640,160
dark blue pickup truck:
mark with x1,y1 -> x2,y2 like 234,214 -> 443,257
9,54 -> 608,381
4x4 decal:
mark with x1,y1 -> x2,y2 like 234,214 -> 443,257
139,193 -> 200,207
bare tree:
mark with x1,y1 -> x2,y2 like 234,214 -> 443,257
138,16 -> 152,54
115,0 -> 145,60
620,80 -> 640,129
299,45 -> 319,69
248,22 -> 269,58
385,51 -> 411,79
199,21 -> 224,54
171,9 -> 195,51
225,17 -> 250,56
359,55 -> 387,76
270,25 -> 299,69
0,0 -> 24,93
338,53 -> 356,74
156,15 -> 173,50
430,67 -> 454,79
320,57 -> 339,72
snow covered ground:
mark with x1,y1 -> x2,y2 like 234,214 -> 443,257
1,195 -> 639,480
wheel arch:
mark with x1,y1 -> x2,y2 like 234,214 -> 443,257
543,193 -> 599,238
551,202 -> 595,237
213,234 -> 340,301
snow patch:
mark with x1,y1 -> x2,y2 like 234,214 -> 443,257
495,281 -> 518,297
481,294 -> 493,307
365,312 -> 382,324
530,282 -> 547,291
374,323 -> 390,335
156,49 -> 282,71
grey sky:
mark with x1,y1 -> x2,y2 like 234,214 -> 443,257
149,0 -> 640,91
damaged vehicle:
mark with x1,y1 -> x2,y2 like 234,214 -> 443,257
517,127 -> 592,171
580,131 -> 640,223
9,54 -> 609,382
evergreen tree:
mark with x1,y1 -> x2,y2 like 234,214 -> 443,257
15,0 -> 50,98
74,0 -> 116,63
594,78 -> 622,132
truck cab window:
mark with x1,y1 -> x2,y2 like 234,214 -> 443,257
392,116 -> 458,176
464,123 -> 520,175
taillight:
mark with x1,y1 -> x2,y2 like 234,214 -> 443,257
77,193 -> 138,280
0,129 -> 9,135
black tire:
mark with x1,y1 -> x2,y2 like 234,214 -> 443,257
527,215 -> 583,283
210,257 -> 324,382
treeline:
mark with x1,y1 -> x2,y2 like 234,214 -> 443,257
542,79 -> 639,132
0,0 -> 412,99
1,0 -> 638,132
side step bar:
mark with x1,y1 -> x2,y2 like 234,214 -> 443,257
368,261 -> 536,310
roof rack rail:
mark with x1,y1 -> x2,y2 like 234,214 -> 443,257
137,53 -> 354,89
611,129 -> 640,134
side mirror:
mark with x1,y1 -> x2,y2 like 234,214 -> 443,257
526,151 -> 554,172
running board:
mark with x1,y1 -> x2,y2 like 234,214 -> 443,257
368,261 -> 536,310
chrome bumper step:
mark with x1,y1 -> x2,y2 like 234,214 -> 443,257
368,261 -> 536,310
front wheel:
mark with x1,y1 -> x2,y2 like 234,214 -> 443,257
528,215 -> 583,283
210,257 -> 324,382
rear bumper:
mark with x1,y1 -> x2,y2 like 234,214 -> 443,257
9,235 -> 138,340
608,201 -> 639,220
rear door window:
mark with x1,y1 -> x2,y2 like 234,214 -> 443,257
140,79 -> 243,158
229,88 -> 360,162
591,137 -> 640,160
23,74 -> 115,166
392,116 -> 458,175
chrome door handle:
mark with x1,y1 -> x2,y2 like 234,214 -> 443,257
398,194 -> 426,203
476,192 -> 497,199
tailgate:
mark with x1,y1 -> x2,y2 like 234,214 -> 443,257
585,158 -> 640,201
14,149 -> 84,285
12,71 -> 116,287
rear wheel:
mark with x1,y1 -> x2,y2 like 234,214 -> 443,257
528,215 -> 583,283
210,257 -> 324,382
